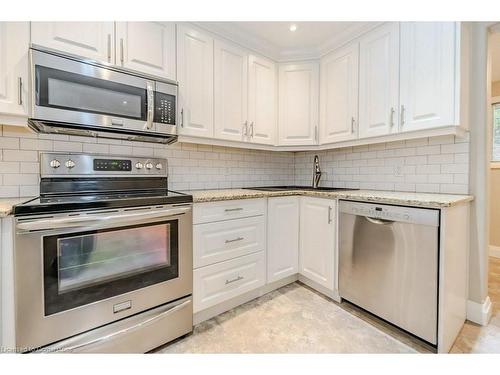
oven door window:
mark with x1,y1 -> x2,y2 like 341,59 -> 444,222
35,65 -> 147,120
43,220 -> 178,316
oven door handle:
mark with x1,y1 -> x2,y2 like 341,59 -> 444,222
16,207 -> 191,232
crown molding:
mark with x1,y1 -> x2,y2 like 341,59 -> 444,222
194,21 -> 385,62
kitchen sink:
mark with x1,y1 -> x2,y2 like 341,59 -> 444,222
244,186 -> 358,192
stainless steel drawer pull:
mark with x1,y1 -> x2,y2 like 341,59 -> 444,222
225,237 -> 244,244
225,275 -> 244,285
390,107 -> 395,128
224,208 -> 243,212
328,206 -> 333,224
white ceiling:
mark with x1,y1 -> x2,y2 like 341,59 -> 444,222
491,32 -> 500,82
197,22 -> 381,61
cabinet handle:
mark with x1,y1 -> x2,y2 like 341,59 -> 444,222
243,121 -> 248,136
400,105 -> 405,127
17,77 -> 22,106
225,207 -> 243,212
180,108 -> 184,128
315,125 -> 318,142
328,206 -> 333,224
225,237 -> 244,244
107,34 -> 111,62
225,275 -> 244,285
390,107 -> 395,128
351,117 -> 355,133
120,38 -> 124,65
250,121 -> 254,137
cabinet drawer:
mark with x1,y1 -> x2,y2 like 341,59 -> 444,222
194,216 -> 265,268
193,251 -> 265,313
193,198 -> 266,224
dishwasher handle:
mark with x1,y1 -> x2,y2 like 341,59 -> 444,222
365,216 -> 394,225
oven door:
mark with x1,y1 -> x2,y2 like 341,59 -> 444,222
14,204 -> 192,350
30,48 -> 157,134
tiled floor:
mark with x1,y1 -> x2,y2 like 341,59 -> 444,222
450,257 -> 500,353
156,257 -> 500,354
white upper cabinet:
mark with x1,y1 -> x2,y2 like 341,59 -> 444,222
267,196 -> 299,283
399,22 -> 457,132
115,22 -> 175,79
31,22 -> 114,64
320,43 -> 359,144
0,22 -> 30,121
177,25 -> 214,138
358,22 -> 400,139
214,39 -> 248,142
248,54 -> 277,145
278,62 -> 319,146
299,197 -> 336,291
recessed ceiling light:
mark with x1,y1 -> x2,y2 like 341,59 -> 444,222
289,24 -> 297,32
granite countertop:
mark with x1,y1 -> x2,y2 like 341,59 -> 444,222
186,188 -> 474,208
0,197 -> 35,218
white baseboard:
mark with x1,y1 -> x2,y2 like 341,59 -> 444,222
489,245 -> 500,258
466,296 -> 492,326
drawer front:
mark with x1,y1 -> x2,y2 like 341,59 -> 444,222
194,216 -> 265,268
193,198 -> 266,224
193,251 -> 265,313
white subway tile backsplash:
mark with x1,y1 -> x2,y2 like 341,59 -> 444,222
0,125 -> 470,198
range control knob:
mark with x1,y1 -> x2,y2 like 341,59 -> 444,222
155,163 -> 163,170
65,160 -> 75,169
145,162 -> 153,170
50,159 -> 61,169
135,162 -> 144,170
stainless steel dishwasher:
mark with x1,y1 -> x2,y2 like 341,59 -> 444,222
339,200 -> 440,345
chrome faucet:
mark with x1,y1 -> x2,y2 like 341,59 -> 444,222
312,155 -> 322,189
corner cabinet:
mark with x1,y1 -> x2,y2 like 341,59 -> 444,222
267,196 -> 299,283
358,22 -> 400,139
177,25 -> 214,138
31,22 -> 115,64
0,22 -> 30,123
299,197 -> 336,292
278,62 -> 319,146
320,43 -> 359,144
399,22 -> 457,132
115,22 -> 176,79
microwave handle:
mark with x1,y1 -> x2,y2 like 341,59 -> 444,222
146,82 -> 154,130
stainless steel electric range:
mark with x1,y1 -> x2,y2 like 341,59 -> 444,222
12,153 -> 193,353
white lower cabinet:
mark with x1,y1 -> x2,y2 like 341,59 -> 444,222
193,215 -> 265,268
267,196 -> 299,283
299,197 -> 336,291
193,251 -> 266,313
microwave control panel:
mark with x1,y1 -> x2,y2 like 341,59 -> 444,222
154,92 -> 176,125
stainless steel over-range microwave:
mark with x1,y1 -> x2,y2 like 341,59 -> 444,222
28,46 -> 178,144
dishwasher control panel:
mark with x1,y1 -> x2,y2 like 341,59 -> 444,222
339,200 -> 440,227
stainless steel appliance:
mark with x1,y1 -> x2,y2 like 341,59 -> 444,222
338,200 -> 440,345
13,153 -> 193,353
28,46 -> 178,144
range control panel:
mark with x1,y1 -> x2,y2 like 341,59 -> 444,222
41,153 -> 168,177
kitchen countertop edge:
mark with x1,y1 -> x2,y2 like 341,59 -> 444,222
186,189 -> 474,208
0,197 -> 36,218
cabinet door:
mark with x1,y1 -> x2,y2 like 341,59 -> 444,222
278,63 -> 319,146
115,22 -> 175,79
400,22 -> 456,132
358,23 -> 399,139
0,22 -> 29,119
31,22 -> 114,63
299,197 -> 335,291
267,197 -> 299,283
320,43 -> 359,144
176,25 -> 214,138
248,54 -> 277,145
214,40 -> 248,142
